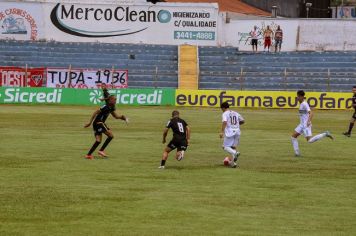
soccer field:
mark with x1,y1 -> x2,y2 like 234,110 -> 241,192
0,105 -> 355,236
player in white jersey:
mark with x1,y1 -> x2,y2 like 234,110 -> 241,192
220,102 -> 245,168
291,90 -> 333,157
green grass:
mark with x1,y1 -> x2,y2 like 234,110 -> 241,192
0,105 -> 355,236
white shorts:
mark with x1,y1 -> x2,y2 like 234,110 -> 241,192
223,134 -> 240,147
295,124 -> 312,137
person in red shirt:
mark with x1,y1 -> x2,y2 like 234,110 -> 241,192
263,25 -> 273,52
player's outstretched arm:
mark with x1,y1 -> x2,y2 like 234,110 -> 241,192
111,111 -> 128,124
84,109 -> 100,128
162,128 -> 169,144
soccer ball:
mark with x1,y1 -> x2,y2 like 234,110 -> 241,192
223,157 -> 230,166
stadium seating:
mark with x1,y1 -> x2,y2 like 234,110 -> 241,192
199,47 -> 356,92
1,39 -> 356,91
0,40 -> 178,88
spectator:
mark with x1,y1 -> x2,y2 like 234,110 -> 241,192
263,25 -> 273,52
274,25 -> 283,53
249,26 -> 258,53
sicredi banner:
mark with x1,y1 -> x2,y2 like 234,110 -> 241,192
0,87 -> 175,106
44,2 -> 218,45
46,68 -> 128,89
175,90 -> 354,110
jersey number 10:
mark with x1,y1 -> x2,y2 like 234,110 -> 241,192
230,116 -> 238,125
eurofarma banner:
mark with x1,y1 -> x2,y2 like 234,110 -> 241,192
175,90 -> 354,110
0,87 -> 175,106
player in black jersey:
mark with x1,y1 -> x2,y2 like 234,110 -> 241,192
84,95 -> 128,159
343,86 -> 356,137
100,84 -> 110,105
159,110 -> 190,169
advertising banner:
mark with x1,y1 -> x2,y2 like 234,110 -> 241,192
331,6 -> 356,19
46,68 -> 128,89
0,2 -> 44,40
43,2 -> 218,45
0,87 -> 175,106
175,89 -> 354,110
222,19 -> 298,51
0,67 -> 45,87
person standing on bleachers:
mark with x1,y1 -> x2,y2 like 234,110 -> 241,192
263,25 -> 273,53
274,25 -> 283,53
249,26 -> 259,53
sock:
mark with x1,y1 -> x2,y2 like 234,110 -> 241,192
160,160 -> 166,166
348,123 -> 354,134
177,151 -> 185,161
291,137 -> 300,155
224,146 -> 236,159
88,141 -> 100,155
308,133 -> 326,143
99,137 -> 113,151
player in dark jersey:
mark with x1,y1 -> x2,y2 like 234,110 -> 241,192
343,86 -> 356,137
100,83 -> 110,105
159,110 -> 190,169
84,95 -> 128,159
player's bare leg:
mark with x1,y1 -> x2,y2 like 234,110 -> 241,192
343,118 -> 355,137
98,130 -> 114,158
159,147 -> 172,169
291,131 -> 301,156
87,135 -> 102,159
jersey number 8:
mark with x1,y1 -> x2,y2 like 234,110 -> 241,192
177,122 -> 184,133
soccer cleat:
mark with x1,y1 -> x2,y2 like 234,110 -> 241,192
233,152 -> 240,162
325,131 -> 334,140
158,166 -> 165,169
231,162 -> 238,168
343,132 -> 351,137
98,151 -> 108,158
85,154 -> 94,160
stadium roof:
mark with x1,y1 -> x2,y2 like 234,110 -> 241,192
164,0 -> 270,16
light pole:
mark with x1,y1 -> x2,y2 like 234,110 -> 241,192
306,2 -> 312,18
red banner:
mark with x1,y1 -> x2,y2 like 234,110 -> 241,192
0,67 -> 45,87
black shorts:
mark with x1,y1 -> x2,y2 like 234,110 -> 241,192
167,138 -> 188,151
251,39 -> 258,46
352,112 -> 356,119
93,122 -> 110,136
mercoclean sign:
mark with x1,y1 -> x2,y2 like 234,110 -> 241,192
0,87 -> 175,106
